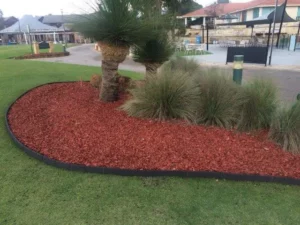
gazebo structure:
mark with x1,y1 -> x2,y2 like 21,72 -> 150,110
0,15 -> 62,44
218,3 -> 297,65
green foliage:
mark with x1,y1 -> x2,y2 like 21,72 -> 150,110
73,0 -> 150,47
238,79 -> 278,131
165,0 -> 202,15
121,69 -> 199,121
161,57 -> 201,76
195,71 -> 244,128
269,102 -> 300,153
132,35 -> 174,64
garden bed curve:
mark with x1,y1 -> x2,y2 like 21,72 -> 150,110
5,82 -> 300,186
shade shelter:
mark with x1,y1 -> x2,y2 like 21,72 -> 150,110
217,3 -> 297,65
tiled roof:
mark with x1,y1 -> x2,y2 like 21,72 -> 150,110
180,0 -> 300,18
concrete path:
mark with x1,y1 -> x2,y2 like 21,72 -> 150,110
189,45 -> 300,70
33,44 -> 300,103
33,44 -> 146,73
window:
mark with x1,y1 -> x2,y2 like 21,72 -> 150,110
253,8 -> 259,19
297,7 -> 300,17
262,7 -> 275,16
242,11 -> 247,21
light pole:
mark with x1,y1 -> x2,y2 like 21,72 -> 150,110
27,25 -> 34,55
269,0 -> 279,65
61,9 -> 67,51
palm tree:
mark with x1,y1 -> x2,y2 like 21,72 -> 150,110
132,34 -> 174,77
74,0 -> 149,102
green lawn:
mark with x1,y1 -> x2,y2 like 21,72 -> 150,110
0,43 -> 78,59
0,56 -> 300,224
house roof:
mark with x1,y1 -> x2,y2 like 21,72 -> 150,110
180,0 -> 300,18
0,15 -> 60,34
39,15 -> 79,24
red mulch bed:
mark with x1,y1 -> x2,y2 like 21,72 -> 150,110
14,52 -> 69,59
8,82 -> 300,179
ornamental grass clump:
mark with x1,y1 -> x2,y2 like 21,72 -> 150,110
121,69 -> 199,122
238,79 -> 278,131
269,102 -> 300,153
195,70 -> 244,129
161,57 -> 201,76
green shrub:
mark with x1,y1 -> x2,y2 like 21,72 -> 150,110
161,57 -> 201,76
132,37 -> 174,65
195,71 -> 244,128
238,79 -> 278,131
121,69 -> 199,121
269,102 -> 300,153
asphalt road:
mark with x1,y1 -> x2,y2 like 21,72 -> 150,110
33,44 -> 300,103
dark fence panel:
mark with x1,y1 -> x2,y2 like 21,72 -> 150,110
226,47 -> 268,65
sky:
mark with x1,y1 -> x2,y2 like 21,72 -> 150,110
1,0 -> 251,18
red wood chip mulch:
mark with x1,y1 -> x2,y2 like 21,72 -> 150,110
8,82 -> 300,178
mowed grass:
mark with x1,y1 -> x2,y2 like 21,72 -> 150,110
0,55 -> 300,224
0,43 -> 78,59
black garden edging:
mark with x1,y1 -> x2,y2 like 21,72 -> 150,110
5,82 -> 300,186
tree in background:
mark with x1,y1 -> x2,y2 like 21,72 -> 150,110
131,1 -> 174,76
164,0 -> 202,15
74,0 -> 151,102
164,0 -> 203,40
132,34 -> 174,77
0,10 -> 4,30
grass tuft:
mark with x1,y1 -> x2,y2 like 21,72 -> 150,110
238,79 -> 278,131
161,57 -> 201,76
269,102 -> 300,153
121,69 -> 199,121
195,70 -> 244,128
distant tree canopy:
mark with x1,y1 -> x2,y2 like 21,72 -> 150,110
0,9 -> 4,30
164,0 -> 203,15
131,0 -> 202,16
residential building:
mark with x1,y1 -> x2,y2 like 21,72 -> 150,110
0,14 -> 87,44
179,0 -> 300,26
38,14 -> 84,43
178,0 -> 300,44
3,16 -> 18,28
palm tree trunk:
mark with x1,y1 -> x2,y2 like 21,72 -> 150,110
98,42 -> 129,102
145,63 -> 161,78
100,60 -> 119,102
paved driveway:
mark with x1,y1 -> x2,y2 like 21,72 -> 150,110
33,44 -> 145,73
33,44 -> 300,103
190,45 -> 300,69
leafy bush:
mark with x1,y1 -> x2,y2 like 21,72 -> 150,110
161,57 -> 201,76
195,71 -> 244,128
121,69 -> 199,121
238,79 -> 278,131
132,36 -> 174,65
269,102 -> 300,153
